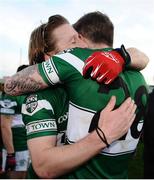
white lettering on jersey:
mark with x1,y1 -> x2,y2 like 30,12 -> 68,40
101,123 -> 143,156
26,119 -> 57,135
103,51 -> 119,63
42,53 -> 84,84
67,102 -> 95,142
58,112 -> 68,124
67,102 -> 141,156
42,60 -> 60,85
0,99 -> 17,109
0,108 -> 15,114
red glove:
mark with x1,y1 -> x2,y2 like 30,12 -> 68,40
83,45 -> 130,84
5,153 -> 16,171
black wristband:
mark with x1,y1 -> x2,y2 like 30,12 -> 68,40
96,126 -> 110,148
115,44 -> 131,67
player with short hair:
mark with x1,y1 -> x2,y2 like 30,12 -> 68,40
1,93 -> 30,179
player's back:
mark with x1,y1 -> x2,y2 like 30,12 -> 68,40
65,50 -> 148,178
39,47 -> 148,178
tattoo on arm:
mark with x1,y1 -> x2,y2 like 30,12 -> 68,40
4,65 -> 48,96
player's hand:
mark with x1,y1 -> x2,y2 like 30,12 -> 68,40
5,153 -> 16,171
98,96 -> 136,144
82,45 -> 131,84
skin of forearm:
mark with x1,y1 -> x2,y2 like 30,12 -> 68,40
2,129 -> 14,154
4,65 -> 48,96
127,48 -> 149,70
31,131 -> 106,178
1,116 -> 14,153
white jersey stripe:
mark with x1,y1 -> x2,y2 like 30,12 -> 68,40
22,99 -> 54,116
55,53 -> 84,74
70,101 -> 96,114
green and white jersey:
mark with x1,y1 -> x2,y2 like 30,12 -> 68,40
0,94 -> 27,151
38,47 -> 148,179
22,87 -> 68,144
0,94 -> 17,115
22,87 -> 68,179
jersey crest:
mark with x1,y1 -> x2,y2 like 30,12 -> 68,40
26,94 -> 38,113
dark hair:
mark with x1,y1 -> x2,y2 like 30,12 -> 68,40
73,11 -> 114,47
28,15 -> 69,65
16,64 -> 29,72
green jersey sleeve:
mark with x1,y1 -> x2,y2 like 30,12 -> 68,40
0,94 -> 17,115
22,93 -> 58,140
38,51 -> 84,85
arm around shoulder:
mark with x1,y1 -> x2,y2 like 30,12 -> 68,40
127,48 -> 149,70
28,133 -> 107,178
4,64 -> 48,96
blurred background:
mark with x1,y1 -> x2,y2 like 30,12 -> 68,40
0,0 -> 154,85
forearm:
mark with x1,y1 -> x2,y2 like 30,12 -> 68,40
30,96 -> 136,178
31,131 -> 106,178
127,48 -> 149,70
1,121 -> 14,153
4,65 -> 48,96
2,132 -> 14,154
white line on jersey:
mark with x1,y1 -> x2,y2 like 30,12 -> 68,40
55,53 -> 84,74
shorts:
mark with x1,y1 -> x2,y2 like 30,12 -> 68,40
2,149 -> 30,171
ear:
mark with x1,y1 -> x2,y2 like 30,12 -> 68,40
78,33 -> 83,39
44,54 -> 49,60
78,34 -> 88,48
44,52 -> 55,60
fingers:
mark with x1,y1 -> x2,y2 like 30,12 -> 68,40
126,100 -> 137,115
102,96 -> 116,112
129,114 -> 136,127
90,66 -> 100,79
96,70 -> 110,83
118,97 -> 132,112
127,103 -> 137,126
91,63 -> 104,79
103,72 -> 115,84
94,63 -> 107,82
118,98 -> 137,128
82,55 -> 96,78
104,78 -> 113,84
83,66 -> 93,79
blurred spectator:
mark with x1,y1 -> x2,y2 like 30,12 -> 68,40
1,65 -> 30,179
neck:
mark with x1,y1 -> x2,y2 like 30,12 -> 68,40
88,43 -> 110,49
84,38 -> 110,49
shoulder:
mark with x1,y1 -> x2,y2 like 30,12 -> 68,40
54,47 -> 90,60
1,95 -> 17,108
22,87 -> 65,115
27,87 -> 66,102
